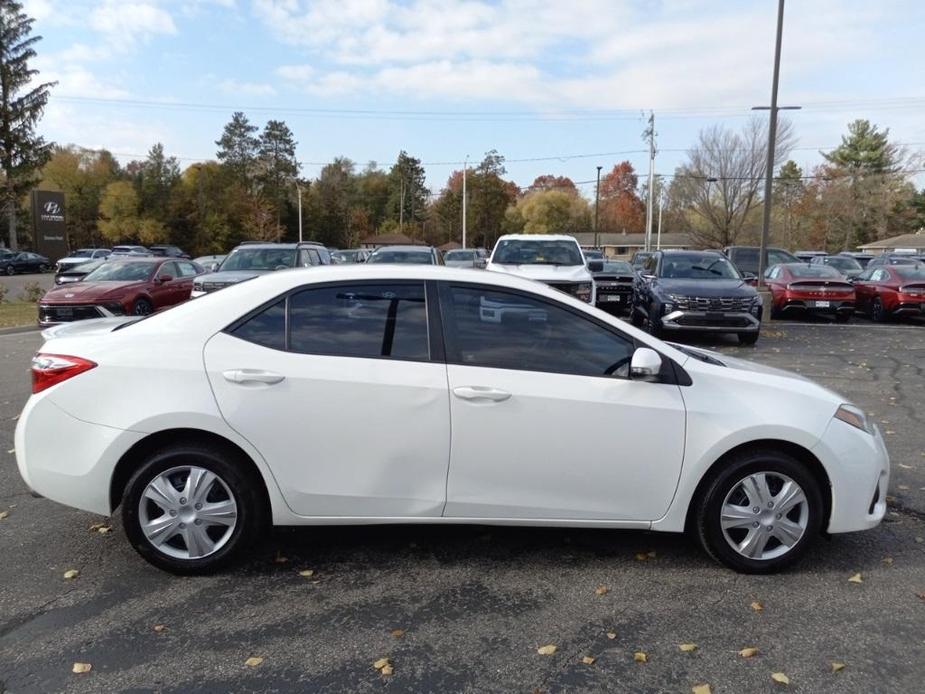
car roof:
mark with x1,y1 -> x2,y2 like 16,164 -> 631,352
372,245 -> 434,252
495,234 -> 579,242
232,243 -> 298,250
659,249 -> 724,256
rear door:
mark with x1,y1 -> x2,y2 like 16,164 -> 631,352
204,280 -> 451,517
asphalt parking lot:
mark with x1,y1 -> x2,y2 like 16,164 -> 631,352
1,322 -> 923,693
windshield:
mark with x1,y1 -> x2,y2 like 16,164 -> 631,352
368,250 -> 434,264
445,250 -> 475,261
71,249 -> 94,258
788,264 -> 843,279
584,250 -> 604,260
632,252 -> 653,268
659,254 -> 741,279
824,256 -> 861,270
602,261 -> 633,274
220,247 -> 297,271
493,239 -> 583,266
895,266 -> 925,280
83,261 -> 157,282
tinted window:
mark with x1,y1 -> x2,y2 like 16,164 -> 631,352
367,250 -> 435,264
768,250 -> 796,266
786,264 -> 842,279
289,283 -> 428,360
231,299 -> 286,350
222,247 -> 297,271
443,285 -> 635,377
658,254 -> 740,279
492,239 -> 583,266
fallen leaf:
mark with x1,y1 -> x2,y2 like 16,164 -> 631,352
831,662 -> 846,672
373,657 -> 390,670
606,632 -> 617,640
537,644 -> 557,656
88,522 -> 106,531
72,662 -> 92,674
298,569 -> 314,578
63,569 -> 79,580
634,651 -> 647,663
679,643 -> 698,652
595,585 -> 609,596
771,672 -> 790,685
634,552 -> 649,561
97,526 -> 111,534
244,656 -> 263,667
898,485 -> 909,490
739,647 -> 759,658
390,629 -> 405,638
898,464 -> 912,469
647,550 -> 656,558
6,448 -> 14,455
581,655 -> 596,665
882,557 -> 894,565
273,551 -> 288,564
692,685 -> 712,694
153,624 -> 168,633
916,537 -> 924,544
848,573 -> 863,583
0,510 -> 8,520
915,592 -> 925,601
750,601 -> 763,612
381,664 -> 394,676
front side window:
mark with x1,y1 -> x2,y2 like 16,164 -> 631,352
442,285 -> 635,377
289,283 -> 428,360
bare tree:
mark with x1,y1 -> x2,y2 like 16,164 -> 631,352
672,117 -> 795,248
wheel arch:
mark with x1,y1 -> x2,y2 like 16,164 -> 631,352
683,438 -> 832,534
109,428 -> 272,515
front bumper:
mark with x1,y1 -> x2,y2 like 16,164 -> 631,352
812,417 -> 890,533
661,310 -> 760,332
38,303 -> 124,327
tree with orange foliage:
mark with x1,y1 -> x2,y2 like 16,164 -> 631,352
598,162 -> 645,233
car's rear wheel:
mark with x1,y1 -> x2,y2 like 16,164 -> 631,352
694,448 -> 823,573
132,297 -> 153,316
737,331 -> 759,345
39,263 -> 49,273
121,443 -> 266,574
871,297 -> 888,323
835,312 -> 851,323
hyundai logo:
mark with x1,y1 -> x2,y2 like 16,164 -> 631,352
43,201 -> 61,215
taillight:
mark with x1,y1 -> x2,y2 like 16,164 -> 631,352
31,353 -> 97,394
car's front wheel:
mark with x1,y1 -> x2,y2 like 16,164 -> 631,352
693,448 -> 823,573
5,265 -> 13,276
132,297 -> 153,316
121,443 -> 266,574
737,331 -> 759,345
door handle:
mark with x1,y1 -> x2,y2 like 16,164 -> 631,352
222,369 -> 286,385
453,386 -> 512,402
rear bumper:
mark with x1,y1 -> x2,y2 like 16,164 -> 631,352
15,394 -> 144,516
812,418 -> 890,533
779,299 -> 855,314
661,310 -> 760,332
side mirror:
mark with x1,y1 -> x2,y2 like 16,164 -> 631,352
588,259 -> 604,272
630,347 -> 662,381
157,274 -> 173,283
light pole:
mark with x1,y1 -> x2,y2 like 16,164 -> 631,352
462,155 -> 469,249
753,0 -> 800,286
296,182 -> 303,243
594,165 -> 602,249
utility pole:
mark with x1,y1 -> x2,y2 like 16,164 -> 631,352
399,177 -> 405,232
643,112 -> 656,252
296,182 -> 303,243
656,187 -> 664,250
462,155 -> 468,248
594,165 -> 602,249
753,0 -> 800,285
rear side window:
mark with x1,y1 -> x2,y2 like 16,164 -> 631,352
231,299 -> 286,350
290,283 -> 429,359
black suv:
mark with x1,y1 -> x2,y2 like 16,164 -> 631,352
149,244 -> 190,258
723,246 -> 800,278
191,241 -> 331,296
631,250 -> 762,344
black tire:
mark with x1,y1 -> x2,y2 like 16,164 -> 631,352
630,306 -> 644,327
5,265 -> 13,276
693,448 -> 824,574
645,304 -> 663,338
132,297 -> 153,316
737,331 -> 759,345
122,442 -> 267,574
39,263 -> 49,273
834,312 -> 851,324
770,304 -> 782,320
871,297 -> 888,323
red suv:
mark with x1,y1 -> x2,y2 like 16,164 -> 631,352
39,258 -> 203,326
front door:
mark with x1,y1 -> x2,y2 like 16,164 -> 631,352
204,281 -> 451,517
439,283 -> 686,521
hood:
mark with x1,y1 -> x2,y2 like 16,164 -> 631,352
195,270 -> 269,284
41,316 -> 136,341
42,281 -> 147,303
653,278 -> 756,298
488,263 -> 592,283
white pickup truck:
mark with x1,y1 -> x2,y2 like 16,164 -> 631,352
486,234 -> 601,304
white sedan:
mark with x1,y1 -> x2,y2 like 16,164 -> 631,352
16,265 -> 889,574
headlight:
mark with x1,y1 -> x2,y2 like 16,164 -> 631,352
834,404 -> 874,435
103,302 -> 126,315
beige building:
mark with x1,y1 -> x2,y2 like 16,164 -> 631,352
570,232 -> 696,259
858,230 -> 925,254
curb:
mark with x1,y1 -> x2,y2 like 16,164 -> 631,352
0,324 -> 40,336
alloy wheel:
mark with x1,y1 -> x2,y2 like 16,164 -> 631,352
138,465 -> 238,560
719,472 -> 809,561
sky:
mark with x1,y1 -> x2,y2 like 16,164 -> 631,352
24,0 -> 925,197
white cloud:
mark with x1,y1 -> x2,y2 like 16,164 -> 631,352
219,78 -> 276,96
275,64 -> 316,82
90,1 -> 177,49
23,0 -> 55,21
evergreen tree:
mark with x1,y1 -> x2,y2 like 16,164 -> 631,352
0,0 -> 55,250
215,111 -> 258,188
822,119 -> 902,174
387,151 -> 429,233
138,143 -> 180,223
257,119 -> 299,237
